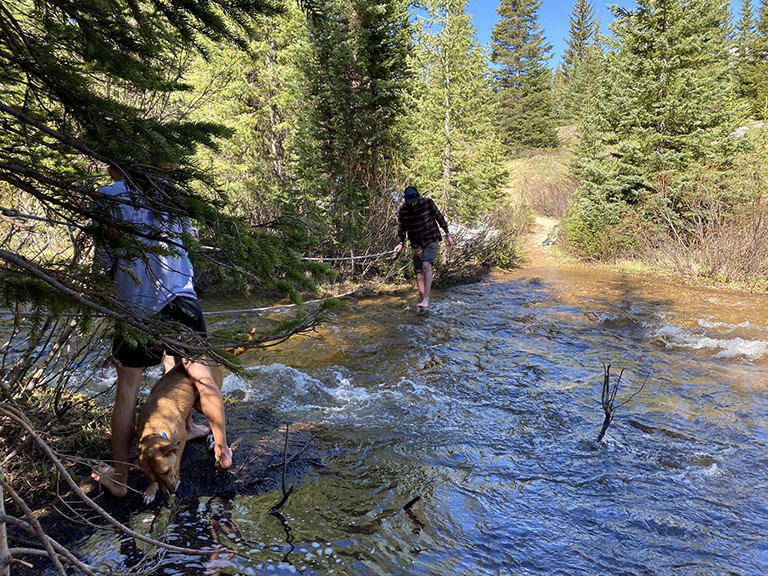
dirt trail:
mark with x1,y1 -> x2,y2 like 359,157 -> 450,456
521,215 -> 559,268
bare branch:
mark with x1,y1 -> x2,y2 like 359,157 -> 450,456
0,403 -> 211,556
596,363 -> 650,442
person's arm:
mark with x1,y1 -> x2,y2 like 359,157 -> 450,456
395,210 -> 407,252
430,200 -> 452,241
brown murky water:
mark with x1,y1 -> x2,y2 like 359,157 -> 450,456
73,257 -> 768,575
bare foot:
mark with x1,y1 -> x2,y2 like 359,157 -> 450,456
91,462 -> 128,498
417,301 -> 429,309
215,444 -> 233,470
187,421 -> 211,441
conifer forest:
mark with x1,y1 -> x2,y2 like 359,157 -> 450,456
2,0 -> 768,572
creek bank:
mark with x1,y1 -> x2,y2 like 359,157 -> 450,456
523,214 -> 768,295
10,401 -> 327,576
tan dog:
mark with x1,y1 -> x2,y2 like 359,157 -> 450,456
135,362 -> 223,505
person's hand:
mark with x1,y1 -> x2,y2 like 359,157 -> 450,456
446,233 -> 454,247
394,242 -> 403,254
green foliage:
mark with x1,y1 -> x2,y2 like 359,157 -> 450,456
406,0 -> 508,224
561,176 -> 632,260
1,0 -> 277,174
561,0 -> 599,73
553,0 -> 605,123
567,0 -> 748,262
491,0 -> 559,149
293,0 -> 412,253
0,0 -> 329,351
740,0 -> 768,118
735,0 -> 757,54
181,7 -> 311,223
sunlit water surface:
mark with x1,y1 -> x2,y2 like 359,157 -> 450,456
72,263 -> 768,575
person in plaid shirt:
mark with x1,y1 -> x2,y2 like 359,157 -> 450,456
394,186 -> 453,309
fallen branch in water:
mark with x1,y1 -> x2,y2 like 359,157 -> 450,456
269,422 -> 295,514
597,363 -> 622,442
597,363 -> 649,442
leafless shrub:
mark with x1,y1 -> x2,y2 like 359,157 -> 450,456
530,179 -> 577,220
642,166 -> 768,289
0,311 -> 223,575
515,174 -> 576,220
436,202 -> 532,285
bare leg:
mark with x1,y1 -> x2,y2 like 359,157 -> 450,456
418,261 -> 433,308
92,363 -> 143,497
182,359 -> 232,469
163,353 -> 208,440
416,272 -> 425,302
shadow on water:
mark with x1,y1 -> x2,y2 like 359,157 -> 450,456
66,265 -> 768,575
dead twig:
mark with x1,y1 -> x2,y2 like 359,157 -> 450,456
269,423 -> 295,514
597,362 -> 621,442
0,403 -> 211,558
0,481 -> 90,576
596,363 -> 650,442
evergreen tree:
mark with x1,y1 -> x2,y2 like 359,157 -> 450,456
183,6 -> 308,225
490,0 -> 558,149
407,0 -> 507,222
294,0 -> 412,253
567,0 -> 745,259
0,1 -> 323,342
742,0 -> 768,118
561,0 -> 599,76
553,0 -> 604,122
736,0 -> 757,53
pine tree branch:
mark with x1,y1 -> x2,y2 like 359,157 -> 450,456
0,102 -> 109,165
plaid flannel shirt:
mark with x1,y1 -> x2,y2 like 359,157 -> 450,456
397,197 -> 449,248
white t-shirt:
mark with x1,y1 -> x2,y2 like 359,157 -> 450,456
99,179 -> 196,314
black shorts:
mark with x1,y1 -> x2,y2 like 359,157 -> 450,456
112,296 -> 207,368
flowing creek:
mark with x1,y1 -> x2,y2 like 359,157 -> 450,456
70,258 -> 768,575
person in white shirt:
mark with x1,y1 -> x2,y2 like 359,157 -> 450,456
91,164 -> 232,498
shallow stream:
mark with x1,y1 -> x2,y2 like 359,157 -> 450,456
73,260 -> 768,575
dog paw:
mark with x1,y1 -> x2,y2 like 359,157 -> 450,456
143,482 -> 159,505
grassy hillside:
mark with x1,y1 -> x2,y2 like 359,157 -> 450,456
502,130 -> 577,221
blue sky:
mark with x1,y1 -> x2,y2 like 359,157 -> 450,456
466,0 -> 746,67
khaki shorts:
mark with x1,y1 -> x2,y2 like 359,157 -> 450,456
412,242 -> 439,274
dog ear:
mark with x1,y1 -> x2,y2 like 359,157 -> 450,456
159,440 -> 182,456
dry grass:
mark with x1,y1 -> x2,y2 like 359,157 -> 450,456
502,147 -> 576,220
641,195 -> 768,291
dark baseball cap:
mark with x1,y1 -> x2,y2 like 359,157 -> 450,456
404,186 -> 419,203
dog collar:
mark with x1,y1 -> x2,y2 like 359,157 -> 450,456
139,432 -> 168,443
